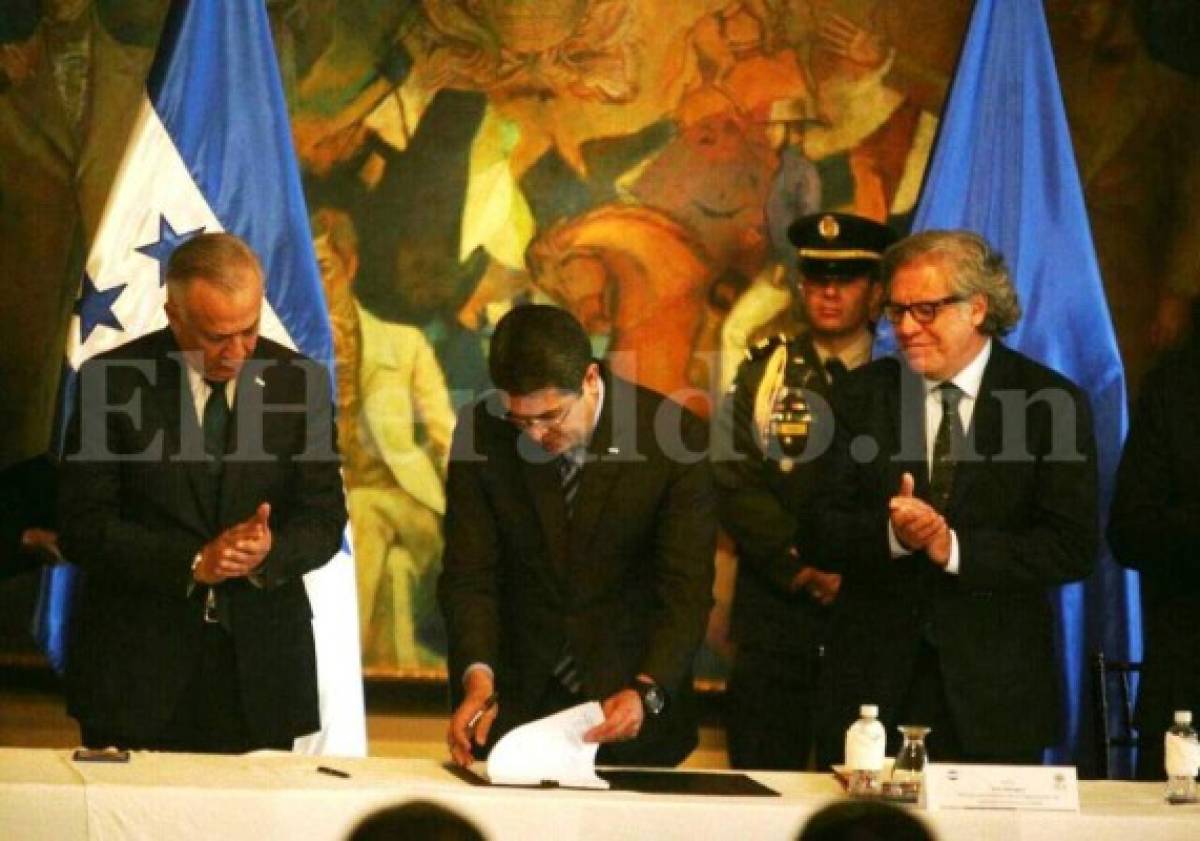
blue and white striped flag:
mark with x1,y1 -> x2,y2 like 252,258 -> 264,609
36,0 -> 366,757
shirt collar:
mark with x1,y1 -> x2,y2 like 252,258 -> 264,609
590,376 -> 606,433
813,328 -> 874,372
184,356 -> 239,406
926,338 -> 992,400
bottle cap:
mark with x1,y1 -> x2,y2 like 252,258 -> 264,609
1174,710 -> 1193,725
860,704 -> 879,718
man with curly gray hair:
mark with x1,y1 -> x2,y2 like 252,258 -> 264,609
881,230 -> 1022,339
816,229 -> 1098,767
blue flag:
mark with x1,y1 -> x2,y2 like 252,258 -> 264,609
35,0 -> 366,756
877,0 -> 1138,769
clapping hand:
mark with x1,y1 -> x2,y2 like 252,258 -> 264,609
889,473 -> 952,566
194,503 -> 273,583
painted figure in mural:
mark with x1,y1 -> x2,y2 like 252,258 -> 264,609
393,243 -> 494,412
798,0 -> 965,220
313,208 -> 456,671
1050,0 -> 1200,397
417,0 -> 638,104
58,233 -> 345,752
527,203 -> 715,416
439,304 -> 715,768
669,0 -> 814,128
719,94 -> 825,391
627,111 -> 776,403
0,0 -> 166,468
818,230 -> 1097,766
630,112 -> 773,285
715,211 -> 895,770
293,0 -> 641,180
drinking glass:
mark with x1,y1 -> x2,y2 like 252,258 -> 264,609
892,725 -> 931,795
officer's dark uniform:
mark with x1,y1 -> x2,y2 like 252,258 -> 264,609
714,212 -> 897,770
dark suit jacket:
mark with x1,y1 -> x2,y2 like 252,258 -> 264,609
1,454 -> 56,579
58,328 -> 346,746
437,369 -> 716,766
713,332 -> 835,655
818,342 -> 1098,756
1108,344 -> 1200,778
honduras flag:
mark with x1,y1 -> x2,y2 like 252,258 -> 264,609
876,0 -> 1136,770
35,0 -> 366,756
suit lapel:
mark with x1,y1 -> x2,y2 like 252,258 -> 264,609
892,361 -> 932,501
568,379 -> 624,565
150,332 -> 216,530
508,413 -> 572,581
218,348 -> 272,527
948,344 -> 1008,513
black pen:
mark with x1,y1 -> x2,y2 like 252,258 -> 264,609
317,765 -> 350,779
466,692 -> 499,732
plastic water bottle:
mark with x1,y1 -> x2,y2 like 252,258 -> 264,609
845,704 -> 886,796
1165,710 -> 1199,804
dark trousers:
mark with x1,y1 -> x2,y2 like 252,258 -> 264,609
726,646 -> 824,771
83,624 -> 290,754
896,639 -> 1042,765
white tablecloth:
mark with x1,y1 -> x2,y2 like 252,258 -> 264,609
1,748 -> 1196,841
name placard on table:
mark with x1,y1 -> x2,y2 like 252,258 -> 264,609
922,763 -> 1080,812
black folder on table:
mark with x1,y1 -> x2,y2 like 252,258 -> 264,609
445,763 -> 779,796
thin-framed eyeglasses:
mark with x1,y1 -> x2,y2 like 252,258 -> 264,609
505,392 -> 581,432
882,296 -> 963,325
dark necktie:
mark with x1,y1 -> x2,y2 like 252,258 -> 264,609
203,378 -> 230,476
825,357 -> 848,386
557,451 -> 583,518
929,382 -> 965,512
201,379 -> 232,629
552,450 -> 584,694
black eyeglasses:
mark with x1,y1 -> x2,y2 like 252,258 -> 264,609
504,393 -> 581,432
882,296 -> 963,325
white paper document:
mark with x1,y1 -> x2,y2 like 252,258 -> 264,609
922,763 -> 1080,812
482,701 -> 610,789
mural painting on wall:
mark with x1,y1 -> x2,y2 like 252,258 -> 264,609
2,0 -> 1197,677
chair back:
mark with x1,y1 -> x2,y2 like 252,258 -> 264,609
1092,651 -> 1141,778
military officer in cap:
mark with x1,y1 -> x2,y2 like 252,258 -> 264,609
714,212 -> 898,770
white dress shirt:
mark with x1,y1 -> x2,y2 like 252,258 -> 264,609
184,361 -> 237,423
889,340 -> 992,575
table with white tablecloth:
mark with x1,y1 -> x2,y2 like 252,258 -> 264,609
1,748 -> 1196,841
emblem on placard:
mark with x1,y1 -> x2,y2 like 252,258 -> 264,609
818,214 -> 840,240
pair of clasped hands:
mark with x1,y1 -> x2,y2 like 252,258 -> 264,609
192,502 -> 273,585
446,669 -> 648,767
890,473 -> 951,566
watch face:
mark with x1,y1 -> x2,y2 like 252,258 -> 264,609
642,684 -> 665,716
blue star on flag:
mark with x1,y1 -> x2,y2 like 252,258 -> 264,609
74,273 -> 127,343
135,215 -> 205,285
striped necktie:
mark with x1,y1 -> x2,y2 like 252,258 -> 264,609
552,450 -> 585,694
929,382 -> 965,512
558,451 -> 583,517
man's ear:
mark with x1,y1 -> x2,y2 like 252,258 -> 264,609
969,292 -> 988,328
582,361 -> 603,396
